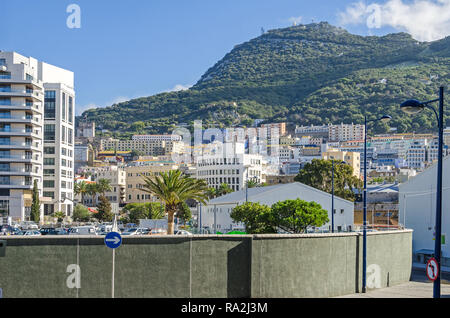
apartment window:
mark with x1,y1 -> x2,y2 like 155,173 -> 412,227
0,163 -> 9,171
68,128 -> 73,145
0,137 -> 10,145
44,169 -> 55,176
0,200 -> 9,217
44,124 -> 55,141
0,59 -> 6,66
61,126 -> 66,142
61,181 -> 66,189
44,91 -> 56,119
62,93 -> 66,121
61,148 -> 67,156
44,158 -> 55,165
0,176 -> 10,185
62,159 -> 66,167
43,180 -> 55,188
68,96 -> 73,123
44,147 -> 55,154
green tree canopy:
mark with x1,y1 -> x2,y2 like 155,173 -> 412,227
141,170 -> 209,234
30,179 -> 40,223
96,195 -> 113,222
73,204 -> 92,222
230,202 -> 276,234
294,159 -> 362,201
123,202 -> 165,223
271,199 -> 329,233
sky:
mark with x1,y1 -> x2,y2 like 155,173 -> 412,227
1,0 -> 449,115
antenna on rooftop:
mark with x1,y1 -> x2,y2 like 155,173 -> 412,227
261,27 -> 265,35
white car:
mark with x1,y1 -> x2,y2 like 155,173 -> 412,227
121,228 -> 149,235
22,230 -> 41,236
20,221 -> 39,230
174,230 -> 192,235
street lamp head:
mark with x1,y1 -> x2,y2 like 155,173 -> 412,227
379,115 -> 392,123
400,99 -> 425,115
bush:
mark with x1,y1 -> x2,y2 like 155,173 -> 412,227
73,204 -> 92,222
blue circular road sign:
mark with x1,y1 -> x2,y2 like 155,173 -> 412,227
104,232 -> 122,249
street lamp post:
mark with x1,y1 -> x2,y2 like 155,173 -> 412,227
362,114 -> 391,293
331,160 -> 346,233
400,86 -> 445,298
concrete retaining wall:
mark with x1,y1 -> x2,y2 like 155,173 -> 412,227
0,230 -> 412,298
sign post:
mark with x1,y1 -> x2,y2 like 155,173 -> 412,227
104,232 -> 122,298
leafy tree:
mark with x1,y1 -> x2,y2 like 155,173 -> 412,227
230,202 -> 276,234
271,199 -> 329,233
206,187 -> 218,199
177,202 -> 192,225
86,183 -> 99,206
53,211 -> 65,223
74,181 -> 89,205
123,202 -> 165,223
96,195 -> 114,222
30,179 -> 40,222
141,170 -> 209,234
294,159 -> 362,201
217,183 -> 233,196
97,178 -> 112,196
73,204 -> 92,222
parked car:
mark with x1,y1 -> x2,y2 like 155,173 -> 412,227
174,230 -> 193,236
40,228 -> 58,235
17,230 -> 41,236
20,221 -> 39,230
68,226 -> 97,235
55,228 -> 68,235
150,228 -> 167,235
121,228 -> 149,235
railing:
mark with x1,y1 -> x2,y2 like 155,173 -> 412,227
0,168 -> 35,173
0,154 -> 38,160
0,128 -> 40,135
0,141 -> 39,147
0,115 -> 39,121
0,181 -> 32,186
0,75 -> 11,79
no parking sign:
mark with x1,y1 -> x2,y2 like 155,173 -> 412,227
426,257 -> 439,281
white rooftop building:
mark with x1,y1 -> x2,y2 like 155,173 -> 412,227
200,182 -> 354,233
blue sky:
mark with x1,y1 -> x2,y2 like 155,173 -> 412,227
1,0 -> 449,115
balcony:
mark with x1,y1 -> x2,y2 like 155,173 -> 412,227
0,115 -> 42,125
0,168 -> 39,176
0,128 -> 41,137
0,102 -> 42,113
0,179 -> 33,189
0,88 -> 43,101
0,154 -> 40,163
0,141 -> 41,150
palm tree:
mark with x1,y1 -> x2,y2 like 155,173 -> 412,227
74,181 -> 89,205
97,178 -> 112,196
86,183 -> 99,207
206,187 -> 218,199
141,170 -> 209,234
217,183 -> 233,196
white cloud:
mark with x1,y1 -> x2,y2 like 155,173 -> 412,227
167,84 -> 192,92
338,0 -> 450,41
288,16 -> 303,26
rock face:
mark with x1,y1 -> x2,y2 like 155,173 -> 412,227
81,22 -> 450,135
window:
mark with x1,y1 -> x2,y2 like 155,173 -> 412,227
44,91 -> 56,119
43,169 -> 55,176
0,200 -> 9,217
62,93 -> 66,121
0,163 -> 9,171
44,124 -> 55,141
43,180 -> 55,188
68,128 -> 73,144
61,181 -> 66,189
0,59 -> 6,66
68,96 -> 73,123
62,159 -> 66,167
44,158 -> 55,165
0,176 -> 10,185
44,147 -> 55,154
61,148 -> 67,156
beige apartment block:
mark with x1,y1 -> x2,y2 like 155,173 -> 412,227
125,161 -> 179,204
322,148 -> 361,178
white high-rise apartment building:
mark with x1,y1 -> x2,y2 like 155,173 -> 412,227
0,51 -> 75,221
195,142 -> 266,191
328,123 -> 364,142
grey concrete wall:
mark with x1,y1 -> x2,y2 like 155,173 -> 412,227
0,230 -> 412,298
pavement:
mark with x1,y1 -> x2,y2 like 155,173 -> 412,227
335,268 -> 450,298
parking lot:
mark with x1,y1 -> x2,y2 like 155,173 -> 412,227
0,221 -> 192,236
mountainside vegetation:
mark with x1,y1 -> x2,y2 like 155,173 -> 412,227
79,22 -> 449,137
